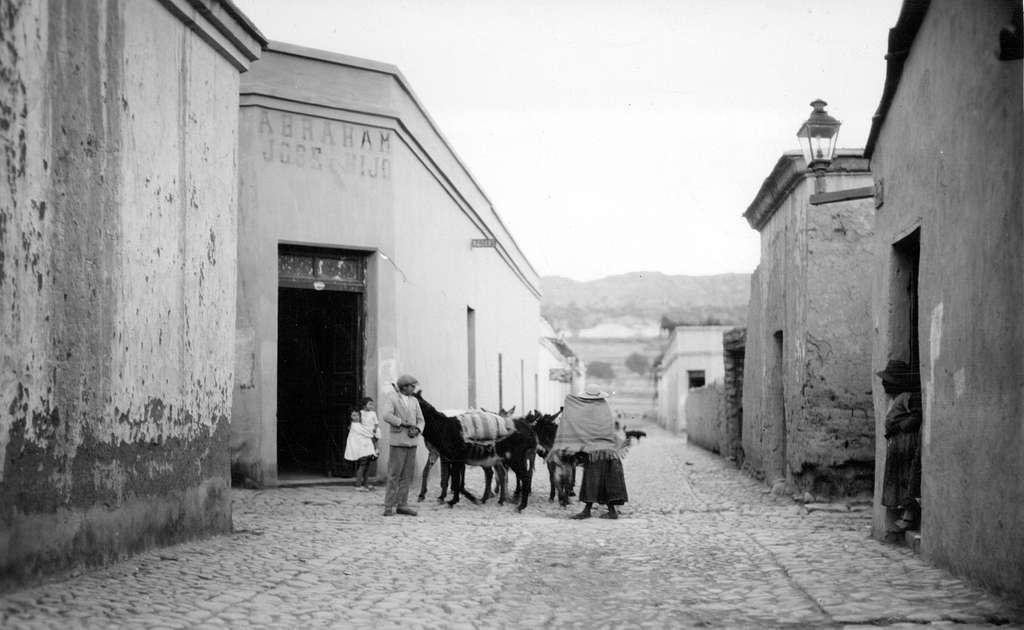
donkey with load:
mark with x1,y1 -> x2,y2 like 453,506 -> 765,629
414,392 -> 537,512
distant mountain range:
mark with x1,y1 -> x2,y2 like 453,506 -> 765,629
541,272 -> 750,337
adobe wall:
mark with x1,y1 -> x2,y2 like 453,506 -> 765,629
742,155 -> 875,496
742,185 -> 803,487
684,384 -> 725,454
794,184 -> 875,497
0,0 -> 261,588
868,0 -> 1023,598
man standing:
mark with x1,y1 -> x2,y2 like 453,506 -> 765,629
380,374 -> 424,516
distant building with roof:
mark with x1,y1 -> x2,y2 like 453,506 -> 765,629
653,324 -> 734,434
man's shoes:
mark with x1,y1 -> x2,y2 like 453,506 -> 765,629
569,511 -> 591,520
396,506 -> 418,516
382,508 -> 395,516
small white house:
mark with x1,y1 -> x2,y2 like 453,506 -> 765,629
654,325 -> 733,433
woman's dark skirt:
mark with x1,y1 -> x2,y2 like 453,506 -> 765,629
579,457 -> 628,506
882,431 -> 921,508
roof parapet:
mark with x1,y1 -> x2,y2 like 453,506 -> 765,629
864,0 -> 932,158
742,150 -> 869,231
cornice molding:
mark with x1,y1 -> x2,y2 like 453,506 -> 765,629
157,0 -> 267,71
743,150 -> 870,231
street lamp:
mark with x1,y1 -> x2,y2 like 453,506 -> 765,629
796,99 -> 841,194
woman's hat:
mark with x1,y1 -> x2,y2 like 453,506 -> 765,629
875,360 -> 918,386
578,384 -> 611,399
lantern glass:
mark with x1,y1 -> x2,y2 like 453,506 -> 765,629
796,99 -> 841,167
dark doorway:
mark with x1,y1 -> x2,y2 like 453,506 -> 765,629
886,229 -> 922,534
277,247 -> 366,479
891,230 -> 921,373
772,330 -> 787,484
277,288 -> 361,476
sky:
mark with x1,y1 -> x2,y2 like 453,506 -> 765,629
233,0 -> 904,281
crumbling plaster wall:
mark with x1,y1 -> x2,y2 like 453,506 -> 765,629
869,0 -> 1023,599
742,163 -> 875,497
795,179 -> 875,496
1,0 -> 251,587
742,188 -> 804,486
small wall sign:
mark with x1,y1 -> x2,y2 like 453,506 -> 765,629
471,238 -> 497,248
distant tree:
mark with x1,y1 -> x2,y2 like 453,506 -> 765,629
625,352 -> 650,376
659,315 -> 677,332
586,361 -> 615,380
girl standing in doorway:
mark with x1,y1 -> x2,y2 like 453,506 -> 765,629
345,397 -> 380,491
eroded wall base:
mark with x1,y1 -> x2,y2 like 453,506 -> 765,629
1,419 -> 233,591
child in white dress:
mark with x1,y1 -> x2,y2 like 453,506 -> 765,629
344,397 -> 380,490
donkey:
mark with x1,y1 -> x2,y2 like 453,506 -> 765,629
419,406 -> 517,505
415,392 -> 536,512
529,409 -> 577,503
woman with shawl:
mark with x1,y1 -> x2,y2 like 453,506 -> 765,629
550,385 -> 629,519
877,360 -> 922,533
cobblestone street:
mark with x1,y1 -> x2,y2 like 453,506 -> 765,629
2,422 -> 1021,630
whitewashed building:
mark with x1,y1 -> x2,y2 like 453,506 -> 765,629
232,43 -> 542,486
654,325 -> 733,434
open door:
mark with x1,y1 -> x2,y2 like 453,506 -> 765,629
277,248 -> 365,480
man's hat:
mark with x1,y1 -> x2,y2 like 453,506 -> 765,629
875,360 -> 918,387
397,374 -> 418,387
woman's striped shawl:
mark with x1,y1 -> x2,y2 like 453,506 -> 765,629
549,394 -> 620,460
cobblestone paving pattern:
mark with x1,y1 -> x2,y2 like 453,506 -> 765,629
2,422 -> 1022,629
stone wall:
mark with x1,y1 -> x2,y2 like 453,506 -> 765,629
0,0 -> 262,588
722,328 -> 745,466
